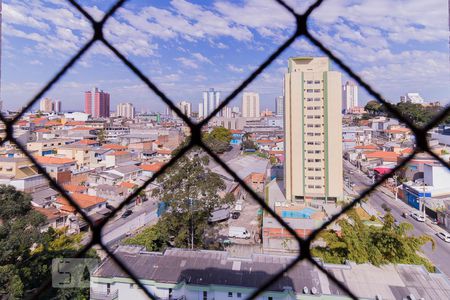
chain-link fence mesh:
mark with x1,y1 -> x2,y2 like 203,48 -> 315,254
0,0 -> 449,299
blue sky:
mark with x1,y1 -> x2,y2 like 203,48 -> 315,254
1,0 -> 449,113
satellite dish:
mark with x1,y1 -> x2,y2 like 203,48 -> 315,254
311,287 -> 318,294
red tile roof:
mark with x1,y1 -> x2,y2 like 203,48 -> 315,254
33,206 -> 67,220
35,156 -> 76,165
63,184 -> 88,193
75,139 -> 98,145
102,144 -> 127,150
56,193 -> 106,212
140,162 -> 165,172
354,144 -> 378,150
107,151 -> 130,156
157,149 -> 172,155
119,181 -> 137,189
65,121 -> 86,126
364,151 -> 399,162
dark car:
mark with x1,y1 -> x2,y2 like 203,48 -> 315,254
231,211 -> 240,219
121,209 -> 133,218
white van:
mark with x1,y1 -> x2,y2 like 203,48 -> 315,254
228,226 -> 251,239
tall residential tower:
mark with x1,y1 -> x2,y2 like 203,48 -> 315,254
202,88 -> 220,117
342,81 -> 358,112
284,57 -> 343,202
242,92 -> 260,118
85,87 -> 110,118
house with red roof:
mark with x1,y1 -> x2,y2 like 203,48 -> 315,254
35,155 -> 76,183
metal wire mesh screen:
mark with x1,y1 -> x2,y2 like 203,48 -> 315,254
0,0 -> 449,299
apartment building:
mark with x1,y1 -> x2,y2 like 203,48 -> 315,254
284,57 -> 343,202
242,91 -> 260,118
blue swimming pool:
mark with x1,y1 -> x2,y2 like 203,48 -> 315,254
281,207 -> 316,219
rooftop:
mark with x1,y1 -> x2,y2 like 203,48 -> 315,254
93,246 -> 450,299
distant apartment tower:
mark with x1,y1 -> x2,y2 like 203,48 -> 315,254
116,102 -> 135,119
53,100 -> 61,113
178,101 -> 192,117
85,87 -> 110,118
202,88 -> 220,117
400,93 -> 424,104
284,57 -> 343,202
198,103 -> 204,118
39,98 -> 53,113
275,96 -> 284,116
342,81 -> 358,112
242,92 -> 260,118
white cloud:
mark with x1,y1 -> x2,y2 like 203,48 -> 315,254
227,64 -> 244,73
175,57 -> 199,69
192,52 -> 213,64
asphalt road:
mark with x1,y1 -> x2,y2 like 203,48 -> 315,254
207,144 -> 241,169
344,160 -> 450,277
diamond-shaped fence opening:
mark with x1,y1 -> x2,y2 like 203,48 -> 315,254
1,0 -> 448,299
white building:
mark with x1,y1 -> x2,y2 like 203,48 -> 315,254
221,106 -> 232,118
178,101 -> 192,117
198,102 -> 204,118
275,96 -> 284,116
202,88 -> 220,117
116,103 -> 135,119
90,245 -> 450,300
342,81 -> 358,112
242,91 -> 260,118
400,93 -> 424,104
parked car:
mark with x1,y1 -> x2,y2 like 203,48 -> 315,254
121,209 -> 133,218
437,232 -> 450,243
411,212 -> 425,222
228,226 -> 251,239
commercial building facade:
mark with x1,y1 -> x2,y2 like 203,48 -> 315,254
284,57 -> 343,202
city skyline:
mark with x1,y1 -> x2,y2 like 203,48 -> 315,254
1,0 -> 449,113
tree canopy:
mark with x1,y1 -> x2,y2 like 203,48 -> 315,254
364,100 -> 449,127
311,209 -> 435,271
203,127 -> 232,154
0,185 -> 95,299
129,150 -> 234,250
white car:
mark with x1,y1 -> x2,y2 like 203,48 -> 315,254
437,232 -> 450,243
411,212 -> 425,222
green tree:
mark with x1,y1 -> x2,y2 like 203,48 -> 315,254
364,100 -> 383,116
150,150 -> 234,249
312,210 -> 435,271
0,185 -> 95,299
203,127 -> 232,154
97,128 -> 106,145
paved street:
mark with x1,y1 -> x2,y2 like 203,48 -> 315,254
344,160 -> 450,277
207,144 -> 241,169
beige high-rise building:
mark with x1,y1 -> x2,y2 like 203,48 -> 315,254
39,98 -> 53,113
284,57 -> 343,202
242,91 -> 260,118
116,102 -> 135,119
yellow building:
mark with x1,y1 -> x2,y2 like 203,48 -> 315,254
284,57 -> 343,202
